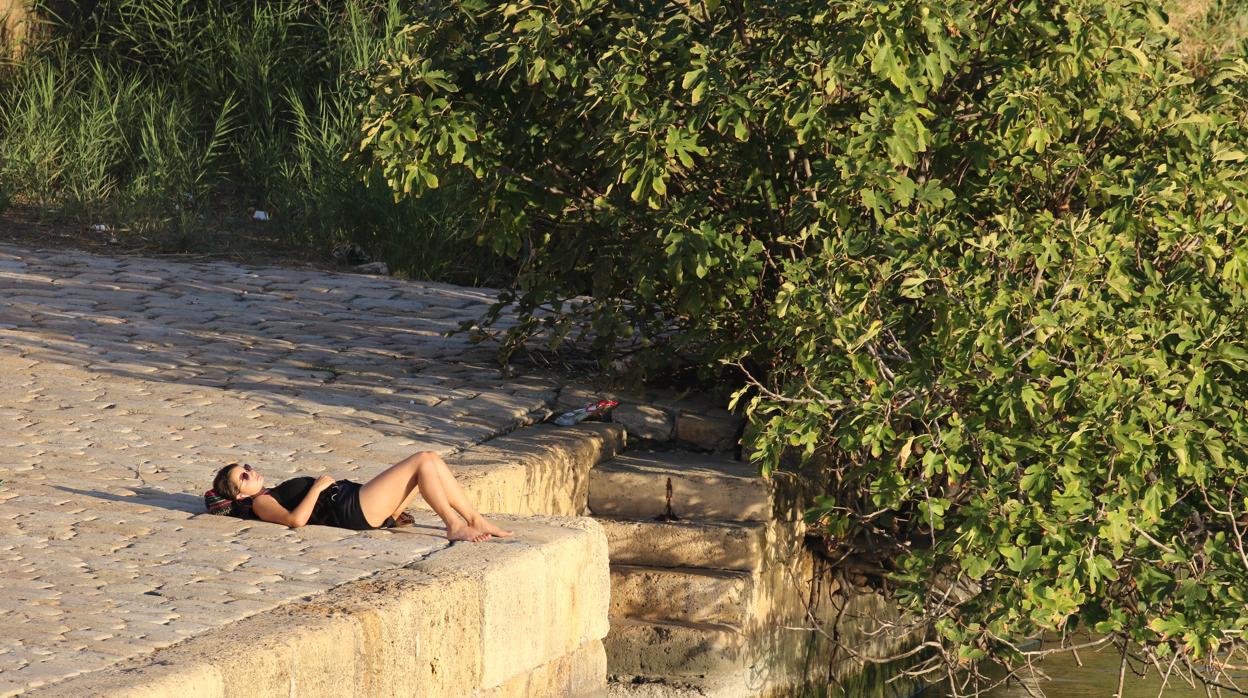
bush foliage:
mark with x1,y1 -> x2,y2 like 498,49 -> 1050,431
361,0 -> 1248,689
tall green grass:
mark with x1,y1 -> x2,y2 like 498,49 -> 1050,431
0,0 -> 509,286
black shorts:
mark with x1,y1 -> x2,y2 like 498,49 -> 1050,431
322,480 -> 374,530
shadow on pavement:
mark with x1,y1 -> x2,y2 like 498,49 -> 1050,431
54,485 -> 205,513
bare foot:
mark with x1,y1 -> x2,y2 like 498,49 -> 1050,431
447,524 -> 492,543
470,516 -> 514,538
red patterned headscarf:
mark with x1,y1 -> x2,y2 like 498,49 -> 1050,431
203,489 -> 235,516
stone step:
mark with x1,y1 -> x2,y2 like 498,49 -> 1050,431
610,565 -> 755,626
588,451 -> 770,522
605,617 -> 745,679
601,518 -> 767,572
672,410 -> 740,452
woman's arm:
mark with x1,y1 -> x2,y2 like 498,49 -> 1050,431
251,476 -> 336,528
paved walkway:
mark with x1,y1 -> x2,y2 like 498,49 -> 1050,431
0,244 -> 565,695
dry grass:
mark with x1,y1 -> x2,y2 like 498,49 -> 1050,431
1170,0 -> 1248,74
0,0 -> 27,47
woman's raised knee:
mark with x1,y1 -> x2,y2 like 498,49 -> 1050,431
402,451 -> 437,467
401,452 -> 441,480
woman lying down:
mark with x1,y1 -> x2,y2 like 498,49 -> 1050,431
203,451 -> 512,542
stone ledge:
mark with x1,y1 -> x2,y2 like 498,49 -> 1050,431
555,386 -> 740,453
440,422 -> 626,517
25,515 -> 610,698
588,451 -> 770,522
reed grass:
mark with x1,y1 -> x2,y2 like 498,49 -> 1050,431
0,0 -> 509,286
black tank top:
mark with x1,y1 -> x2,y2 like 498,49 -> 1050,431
249,477 -> 336,526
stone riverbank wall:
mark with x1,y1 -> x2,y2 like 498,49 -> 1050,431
0,243 -> 913,697
0,243 -> 620,697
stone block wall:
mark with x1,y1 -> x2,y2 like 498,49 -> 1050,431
28,517 -> 611,698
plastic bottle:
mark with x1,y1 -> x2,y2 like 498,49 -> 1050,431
554,399 -> 619,426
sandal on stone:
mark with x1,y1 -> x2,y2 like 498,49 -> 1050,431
381,512 -> 416,528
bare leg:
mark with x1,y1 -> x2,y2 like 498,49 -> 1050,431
390,482 -> 422,521
358,455 -> 489,542
426,453 -> 513,538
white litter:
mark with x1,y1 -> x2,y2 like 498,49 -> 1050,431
355,262 -> 389,275
252,210 -> 270,221
90,224 -> 110,232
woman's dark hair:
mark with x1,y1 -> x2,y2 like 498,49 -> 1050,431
213,463 -> 242,499
204,464 -> 256,518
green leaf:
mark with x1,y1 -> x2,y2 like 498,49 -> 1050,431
898,275 -> 927,299
1118,44 -> 1150,72
691,82 -> 706,104
734,119 -> 749,141
962,556 -> 991,580
651,175 -> 667,197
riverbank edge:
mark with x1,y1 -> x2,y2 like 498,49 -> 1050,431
24,424 -> 627,697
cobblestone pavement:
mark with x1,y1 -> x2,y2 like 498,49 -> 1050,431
0,244 -> 565,695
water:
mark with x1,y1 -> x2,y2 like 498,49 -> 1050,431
819,637 -> 1240,698
933,644 -> 1218,697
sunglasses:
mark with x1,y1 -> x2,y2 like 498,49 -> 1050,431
235,463 -> 255,482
